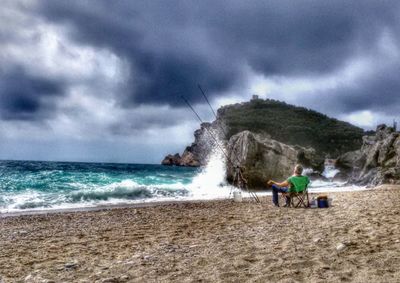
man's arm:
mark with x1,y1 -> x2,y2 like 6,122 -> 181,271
267,180 -> 290,187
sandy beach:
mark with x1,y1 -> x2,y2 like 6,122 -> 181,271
1,185 -> 400,283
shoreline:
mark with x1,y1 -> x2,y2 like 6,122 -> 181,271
0,198 -> 215,218
0,184 -> 369,218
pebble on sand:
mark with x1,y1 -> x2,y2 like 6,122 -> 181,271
101,277 -> 119,283
336,243 -> 347,252
313,237 -> 322,243
64,262 -> 79,269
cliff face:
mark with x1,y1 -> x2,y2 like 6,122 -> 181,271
226,131 -> 323,188
336,124 -> 400,186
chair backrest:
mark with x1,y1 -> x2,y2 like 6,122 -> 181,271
288,175 -> 310,193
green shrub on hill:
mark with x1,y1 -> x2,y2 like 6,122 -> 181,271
218,99 -> 364,157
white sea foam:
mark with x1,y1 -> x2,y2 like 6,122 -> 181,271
0,156 -> 370,214
322,164 -> 340,179
308,185 -> 368,193
188,150 -> 232,199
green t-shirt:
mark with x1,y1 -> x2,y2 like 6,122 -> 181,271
287,175 -> 310,193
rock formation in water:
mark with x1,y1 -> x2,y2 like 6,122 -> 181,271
226,131 -> 324,188
336,124 -> 400,186
161,122 -> 226,167
160,148 -> 202,167
161,153 -> 182,166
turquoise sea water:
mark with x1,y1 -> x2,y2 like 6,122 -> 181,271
0,160 -> 208,212
0,159 -> 365,213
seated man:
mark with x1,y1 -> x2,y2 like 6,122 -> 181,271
267,164 -> 310,207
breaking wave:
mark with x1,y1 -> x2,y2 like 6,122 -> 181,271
0,157 -> 366,213
0,158 -> 231,213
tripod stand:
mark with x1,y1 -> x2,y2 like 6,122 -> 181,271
230,166 -> 260,203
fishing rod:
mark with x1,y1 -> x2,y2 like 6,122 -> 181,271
197,84 -> 229,138
181,95 -> 260,203
180,95 -> 233,166
194,87 -> 260,203
198,84 -> 217,119
196,84 -> 244,168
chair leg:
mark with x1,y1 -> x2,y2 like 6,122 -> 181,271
283,192 -> 309,208
295,196 -> 303,208
294,193 -> 308,208
305,191 -> 310,208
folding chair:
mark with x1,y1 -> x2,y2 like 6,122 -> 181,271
281,184 -> 310,208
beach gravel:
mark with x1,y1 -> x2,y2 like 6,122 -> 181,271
1,185 -> 400,282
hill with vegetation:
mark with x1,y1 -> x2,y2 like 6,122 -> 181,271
217,98 -> 364,158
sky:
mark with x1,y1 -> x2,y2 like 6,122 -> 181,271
1,0 -> 400,163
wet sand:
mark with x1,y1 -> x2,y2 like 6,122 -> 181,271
1,185 -> 400,282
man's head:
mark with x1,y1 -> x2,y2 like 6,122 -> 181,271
294,164 -> 303,175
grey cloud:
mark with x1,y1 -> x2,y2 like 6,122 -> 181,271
107,106 -> 204,136
303,62 -> 400,117
0,68 -> 65,120
1,0 -> 400,123
2,0 -> 400,162
36,0 -> 400,109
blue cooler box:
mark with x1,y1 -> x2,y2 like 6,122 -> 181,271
318,198 -> 329,208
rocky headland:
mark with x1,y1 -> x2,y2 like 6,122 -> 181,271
161,98 -> 399,187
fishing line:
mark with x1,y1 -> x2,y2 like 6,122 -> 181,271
197,84 -> 229,139
180,95 -> 233,166
181,95 -> 260,203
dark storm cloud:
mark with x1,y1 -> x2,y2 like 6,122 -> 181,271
306,62 -> 400,116
2,0 -> 400,162
108,107 -> 194,136
37,0 -> 244,106
0,68 -> 65,120
36,0 -> 400,110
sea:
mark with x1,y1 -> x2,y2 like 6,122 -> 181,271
0,153 -> 366,213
